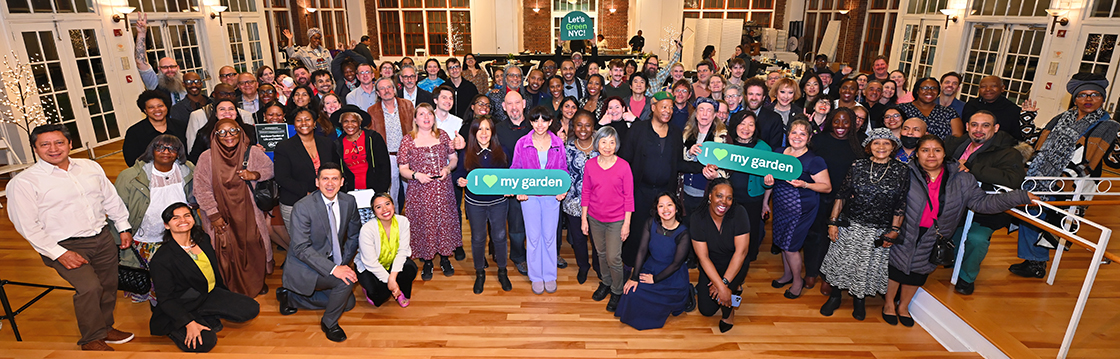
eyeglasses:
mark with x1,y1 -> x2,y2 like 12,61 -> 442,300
884,113 -> 903,119
1076,92 -> 1104,99
473,102 -> 489,107
919,86 -> 938,91
400,75 -> 417,79
447,65 -> 461,70
674,89 -> 689,94
215,128 -> 242,137
239,80 -> 258,85
153,144 -> 177,153
358,70 -> 373,75
220,73 -> 238,78
159,65 -> 180,70
259,89 -> 276,94
184,79 -> 204,85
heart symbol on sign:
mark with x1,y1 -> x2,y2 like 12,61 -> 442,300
713,148 -> 729,161
483,174 -> 498,187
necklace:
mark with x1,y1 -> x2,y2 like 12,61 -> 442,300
179,241 -> 198,260
868,160 -> 892,184
575,139 -> 593,152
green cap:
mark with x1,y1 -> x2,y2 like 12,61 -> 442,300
652,91 -> 674,102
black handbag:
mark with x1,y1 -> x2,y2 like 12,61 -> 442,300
118,246 -> 151,294
929,223 -> 956,267
243,148 -> 278,212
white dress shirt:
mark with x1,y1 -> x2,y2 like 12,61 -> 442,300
8,159 -> 131,259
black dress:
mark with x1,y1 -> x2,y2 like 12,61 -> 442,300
690,204 -> 750,319
122,118 -> 188,166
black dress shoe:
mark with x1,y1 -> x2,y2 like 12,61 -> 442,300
259,283 -> 269,295
440,256 -> 455,277
783,288 -> 802,299
276,287 -> 297,315
898,314 -> 915,327
422,260 -> 434,281
1008,260 -> 1046,278
473,271 -> 486,294
454,246 -> 466,261
576,268 -> 588,284
771,278 -> 793,288
557,255 -> 568,269
592,283 -> 611,301
320,322 -> 347,342
606,293 -> 621,312
882,308 -> 898,325
685,286 -> 697,312
497,268 -> 513,291
819,296 -> 841,316
718,320 -> 734,333
954,280 -> 975,295
770,246 -> 782,255
852,297 -> 866,321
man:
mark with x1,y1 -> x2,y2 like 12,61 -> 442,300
601,59 -> 631,99
278,162 -> 360,342
170,72 -> 209,124
945,111 -> 1025,295
522,69 -> 550,109
570,46 -> 599,80
293,66 -> 313,88
692,60 -> 714,99
133,13 -> 185,104
488,64 -> 526,123
628,30 -> 645,53
312,70 -> 335,98
813,54 -> 830,74
353,35 -> 375,65
863,79 -> 886,127
433,85 -> 466,149
218,66 -> 239,87
962,76 -> 1027,141
558,60 -> 586,100
494,91 -> 531,275
237,73 -> 260,113
540,59 -> 558,79
716,100 -> 730,122
368,77 -> 416,207
896,117 -> 927,163
331,49 -> 369,101
817,70 -> 835,99
764,70 -> 782,105
669,80 -> 693,131
445,58 -> 479,118
345,63 -> 379,111
643,55 -> 660,79
940,72 -> 965,118
871,55 -> 890,81
8,124 -> 135,351
396,65 -> 434,108
741,78 -> 786,149
186,83 -> 254,152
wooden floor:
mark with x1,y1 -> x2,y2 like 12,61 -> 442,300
0,143 -> 1111,358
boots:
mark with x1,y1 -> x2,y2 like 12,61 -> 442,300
473,270 -> 485,294
820,286 -> 842,316
852,296 -> 866,321
497,268 -> 512,291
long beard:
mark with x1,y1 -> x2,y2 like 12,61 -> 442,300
159,73 -> 185,93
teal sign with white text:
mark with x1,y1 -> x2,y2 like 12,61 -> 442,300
560,11 -> 594,41
466,169 -> 571,195
697,142 -> 803,181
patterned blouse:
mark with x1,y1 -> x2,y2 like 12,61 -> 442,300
562,140 -> 598,217
835,158 -> 909,227
898,102 -> 959,139
464,67 -> 491,94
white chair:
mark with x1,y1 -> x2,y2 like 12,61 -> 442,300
0,136 -> 32,209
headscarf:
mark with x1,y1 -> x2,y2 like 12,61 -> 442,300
307,27 -> 323,40
209,118 -> 261,255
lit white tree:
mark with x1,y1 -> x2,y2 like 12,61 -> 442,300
0,52 -> 53,161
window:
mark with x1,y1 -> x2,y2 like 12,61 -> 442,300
1092,0 -> 1120,17
221,0 -> 255,12
907,0 -> 946,14
803,4 -> 837,58
309,0 -> 348,50
683,0 -> 773,26
227,21 -> 266,73
21,31 -> 79,144
227,23 -> 247,72
246,23 -> 264,71
133,21 -> 205,79
69,29 -> 120,143
858,0 -> 899,73
959,25 -> 1045,104
1079,33 -> 1118,75
5,0 -> 92,13
897,24 -> 940,84
265,0 -> 292,68
379,2 -> 473,57
970,0 -> 1046,17
123,0 -> 199,13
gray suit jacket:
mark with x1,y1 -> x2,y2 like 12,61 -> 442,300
282,190 -> 361,296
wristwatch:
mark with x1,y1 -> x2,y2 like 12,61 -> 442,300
721,278 -> 730,286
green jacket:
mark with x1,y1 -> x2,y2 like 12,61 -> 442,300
114,160 -> 196,232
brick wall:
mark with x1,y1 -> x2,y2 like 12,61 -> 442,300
597,1 -> 629,50
364,0 -> 381,60
773,0 -> 786,30
837,0 -> 865,66
524,4 -> 552,52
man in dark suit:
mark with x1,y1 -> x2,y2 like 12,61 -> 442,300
739,78 -> 786,148
277,162 -> 361,342
396,65 -> 435,108
353,36 -> 375,65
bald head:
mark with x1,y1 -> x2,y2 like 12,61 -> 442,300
901,117 -> 927,147
979,76 -> 1005,103
212,83 -> 238,101
157,57 -> 180,78
503,91 -> 525,123
183,72 -> 203,96
218,66 -> 238,86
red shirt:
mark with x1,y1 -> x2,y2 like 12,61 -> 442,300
343,132 -> 368,189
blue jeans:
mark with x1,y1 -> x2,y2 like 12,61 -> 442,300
1017,211 -> 1051,262
507,198 -> 527,264
465,199 -> 509,271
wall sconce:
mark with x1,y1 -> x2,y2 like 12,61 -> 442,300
111,6 -> 136,25
306,6 -> 317,19
532,7 -> 540,13
609,8 -> 616,14
210,5 -> 227,25
939,9 -> 959,27
1045,8 -> 1069,35
837,9 -> 849,17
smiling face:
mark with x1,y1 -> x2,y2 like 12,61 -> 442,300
239,73 -> 258,96
883,109 -> 903,130
882,81 -> 896,99
293,68 -> 311,87
264,106 -> 285,123
372,196 -> 395,221
415,107 -> 435,132
630,76 -> 647,95
968,112 -> 998,144
376,78 -> 397,101
527,70 -> 544,92
916,79 -> 939,104
656,195 -> 678,223
293,111 -> 315,136
804,78 -> 820,96
33,131 -> 71,167
530,114 -> 552,135
573,114 -> 594,140
425,60 -> 441,78
606,99 -> 625,119
164,206 -> 195,235
316,168 -> 344,200
787,123 -> 810,150
873,59 -> 889,77
184,73 -> 203,96
610,65 -> 625,83
890,71 -> 906,89
341,114 -> 361,136
399,67 -> 418,89
865,81 -> 883,103
215,121 -> 241,149
707,183 -> 733,218
309,33 -> 323,49
561,61 -> 576,82
322,95 -> 341,114
814,99 -> 831,116
548,77 -> 564,99
830,111 -> 852,139
342,64 -> 357,82
696,65 -> 712,83
597,134 -> 617,157
736,115 -> 755,142
745,85 -> 765,110
447,61 -> 462,79
856,75 -> 868,90
144,98 -> 168,121
671,65 -> 684,80
433,90 -> 453,112
379,62 -> 395,78
475,119 -> 493,146
696,103 -> 716,128
776,85 -> 795,106
838,80 -> 858,102
978,76 -> 1003,102
709,77 -> 725,94
216,101 -> 238,120
219,66 -> 238,86
586,76 -> 602,97
869,139 -> 895,161
292,88 -> 311,107
259,67 -> 275,84
724,88 -> 742,108
472,97 -> 491,116
717,102 -> 729,121
315,75 -> 334,94
941,76 -> 960,97
258,85 -> 277,104
654,99 -> 673,123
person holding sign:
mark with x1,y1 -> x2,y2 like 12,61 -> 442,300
769,119 -> 831,299
512,107 -> 570,295
454,115 -> 514,294
690,178 -> 750,333
581,126 -> 634,310
724,112 -> 775,262
679,97 -> 728,214
399,103 -> 460,281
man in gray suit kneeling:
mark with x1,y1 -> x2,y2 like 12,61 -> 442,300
277,162 -> 361,342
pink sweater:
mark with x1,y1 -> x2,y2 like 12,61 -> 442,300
581,156 -> 634,223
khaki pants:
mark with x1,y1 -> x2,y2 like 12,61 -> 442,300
41,228 -> 119,345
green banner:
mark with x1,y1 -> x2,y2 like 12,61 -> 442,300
560,11 -> 594,41
466,169 -> 571,195
697,142 -> 803,181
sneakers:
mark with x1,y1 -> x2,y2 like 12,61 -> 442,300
1009,260 -> 1046,278
954,279 -> 975,295
422,260 -> 434,281
544,280 -> 557,293
105,328 -> 134,344
515,261 -> 529,276
557,256 -> 568,269
440,256 -> 455,277
531,281 -> 545,295
80,340 -> 114,351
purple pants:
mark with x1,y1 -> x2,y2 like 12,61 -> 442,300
522,196 -> 560,283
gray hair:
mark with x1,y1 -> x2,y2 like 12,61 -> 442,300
591,126 -> 619,153
138,134 -> 187,165
725,82 -> 743,96
375,76 -> 396,89
503,64 -> 523,88
399,64 -> 417,74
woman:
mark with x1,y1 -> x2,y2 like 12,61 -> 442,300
553,96 -> 580,137
628,73 -> 652,122
819,129 -> 907,320
701,45 -> 719,74
598,96 -> 633,138
581,126 -> 633,309
661,63 -> 686,90
284,86 -> 321,121
254,86 -> 279,123
769,78 -> 804,126
282,28 -> 333,71
454,116 -> 513,293
834,78 -> 862,110
461,94 -> 493,142
883,106 -> 904,138
803,108 -> 863,293
255,65 -> 276,88
356,193 -> 417,308
334,105 -> 392,219
379,61 -> 397,80
691,178 -> 750,333
794,73 -> 823,110
148,203 -> 260,353
769,119 -> 831,299
680,97 -> 728,213
548,76 -> 566,114
275,75 -> 294,104
881,80 -> 898,106
624,59 -> 638,79
807,97 -> 833,135
189,99 -> 255,164
194,118 -> 275,296
891,70 -> 913,104
724,84 -> 744,114
124,90 -> 187,166
418,58 -> 446,93
898,77 -> 963,139
274,108 -> 336,228
725,113 -> 774,262
319,93 -> 342,138
582,74 -> 606,119
564,110 -> 602,284
854,74 -> 869,103
463,53 -> 490,92
708,75 -> 726,101
615,193 -> 692,330
886,135 -> 1034,326
511,107 -> 569,294
115,135 -> 194,303
399,103 -> 460,280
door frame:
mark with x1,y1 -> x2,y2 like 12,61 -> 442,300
1071,25 -> 1120,114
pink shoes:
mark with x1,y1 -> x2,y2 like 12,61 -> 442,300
396,293 -> 410,308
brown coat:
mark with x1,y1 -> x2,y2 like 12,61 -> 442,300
366,98 -> 415,149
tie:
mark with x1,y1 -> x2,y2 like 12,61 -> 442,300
327,202 -> 342,265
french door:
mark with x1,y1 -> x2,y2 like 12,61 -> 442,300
958,23 -> 1046,105
896,19 -> 940,88
13,21 -> 122,150
1076,26 -> 1120,114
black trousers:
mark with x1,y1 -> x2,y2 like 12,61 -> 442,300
738,197 -> 765,262
167,287 -> 260,352
357,260 -> 418,306
696,259 -> 749,319
803,197 -> 833,279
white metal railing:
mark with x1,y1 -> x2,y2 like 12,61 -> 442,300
949,176 -> 1118,359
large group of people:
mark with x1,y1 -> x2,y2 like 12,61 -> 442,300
9,23 -> 1115,352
